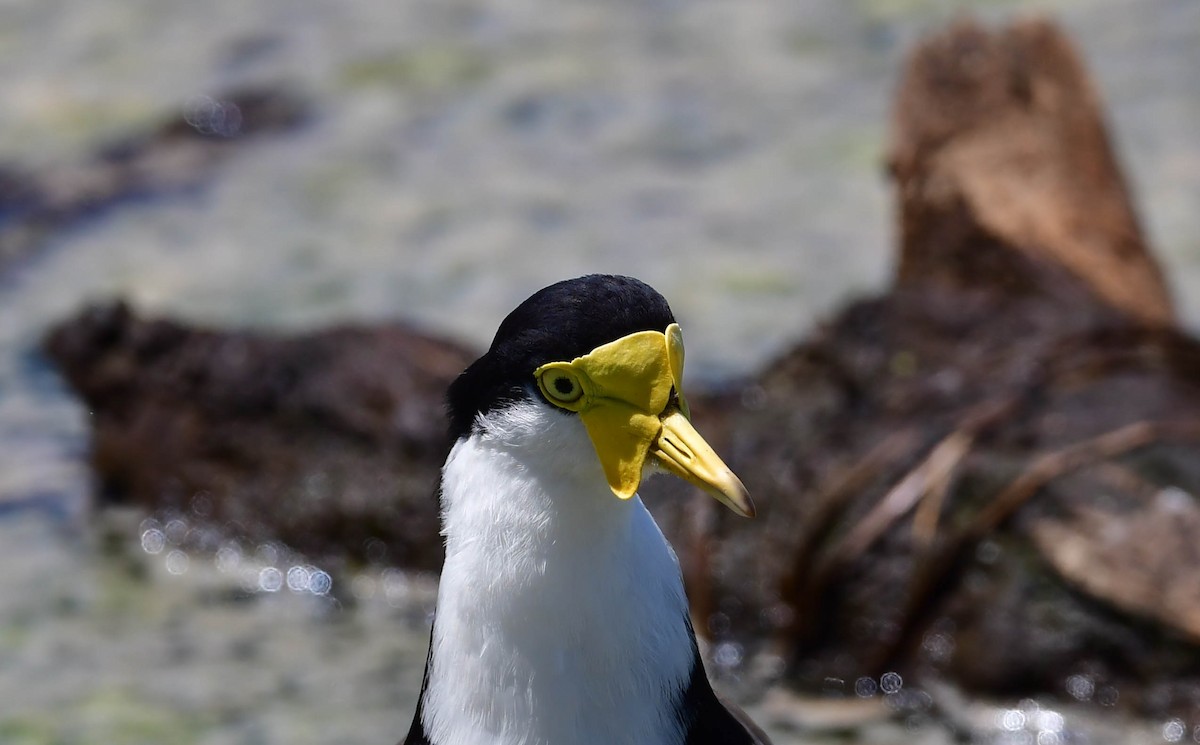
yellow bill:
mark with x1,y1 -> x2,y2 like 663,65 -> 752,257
533,323 -> 754,517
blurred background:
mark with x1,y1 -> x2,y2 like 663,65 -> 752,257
0,0 -> 1198,743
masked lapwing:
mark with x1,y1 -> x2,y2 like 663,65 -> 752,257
403,274 -> 769,745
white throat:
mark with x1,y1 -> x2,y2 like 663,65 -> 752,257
421,401 -> 695,745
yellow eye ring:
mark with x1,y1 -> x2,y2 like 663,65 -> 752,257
542,368 -> 583,403
534,363 -> 589,411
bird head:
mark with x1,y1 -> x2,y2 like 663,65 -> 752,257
447,274 -> 753,517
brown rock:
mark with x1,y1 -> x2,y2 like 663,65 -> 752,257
44,301 -> 472,570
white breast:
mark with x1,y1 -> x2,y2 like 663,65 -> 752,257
420,401 -> 695,745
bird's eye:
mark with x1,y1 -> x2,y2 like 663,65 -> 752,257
538,367 -> 585,406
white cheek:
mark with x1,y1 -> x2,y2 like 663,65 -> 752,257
476,398 -> 608,490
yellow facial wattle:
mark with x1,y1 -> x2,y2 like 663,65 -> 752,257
533,323 -> 753,517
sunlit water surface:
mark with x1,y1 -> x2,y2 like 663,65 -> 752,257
0,0 -> 1197,742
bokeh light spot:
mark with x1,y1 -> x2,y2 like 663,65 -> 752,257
880,671 -> 903,694
259,566 -> 284,593
165,550 -> 189,575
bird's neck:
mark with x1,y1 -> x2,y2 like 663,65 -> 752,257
419,405 -> 696,745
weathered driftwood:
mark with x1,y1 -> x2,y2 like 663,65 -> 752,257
661,18 -> 1200,717
889,18 -> 1173,326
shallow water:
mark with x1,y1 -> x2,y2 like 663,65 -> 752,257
0,0 -> 1197,742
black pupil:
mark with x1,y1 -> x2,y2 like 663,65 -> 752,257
553,376 -> 575,396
